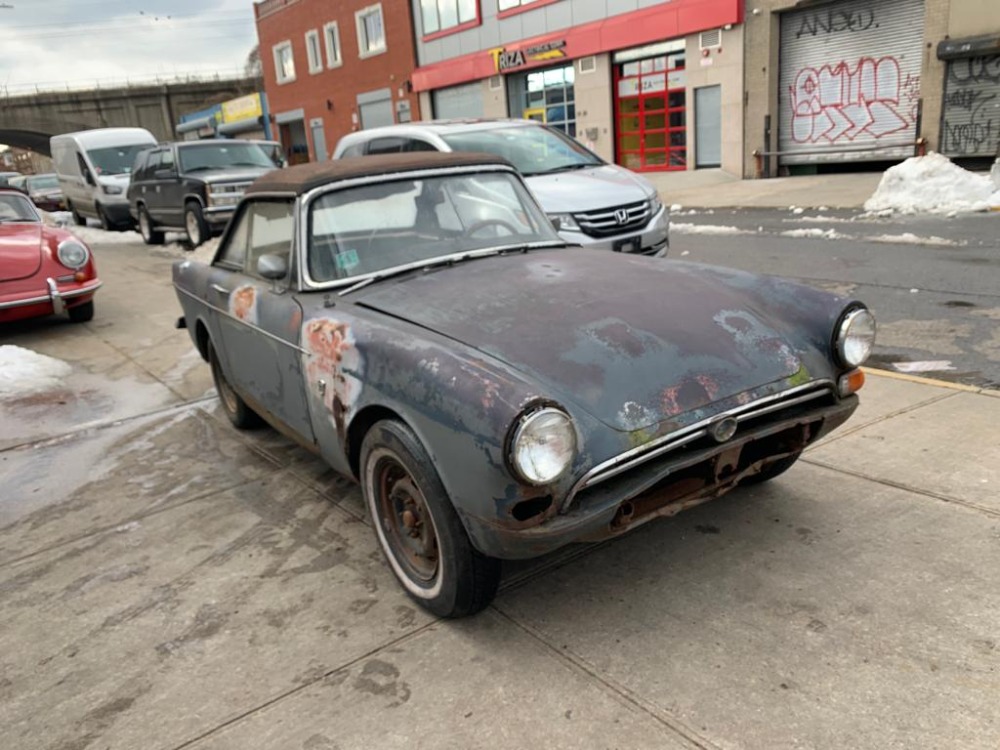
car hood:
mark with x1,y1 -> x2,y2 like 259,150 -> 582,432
0,223 -> 43,282
525,164 -> 655,213
354,251 -> 807,432
200,168 -> 272,185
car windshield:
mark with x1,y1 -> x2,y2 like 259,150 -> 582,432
0,193 -> 40,222
26,174 -> 59,191
441,126 -> 602,176
87,145 -> 149,175
307,171 -> 560,283
179,142 -> 275,173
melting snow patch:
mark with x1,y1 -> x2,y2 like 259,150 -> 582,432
780,228 -> 845,240
863,152 -> 1000,214
670,203 -> 683,212
869,233 -> 963,247
0,345 -> 72,398
670,222 -> 749,236
892,361 -> 956,373
69,225 -> 144,245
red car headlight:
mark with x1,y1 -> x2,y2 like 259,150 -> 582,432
57,239 -> 90,269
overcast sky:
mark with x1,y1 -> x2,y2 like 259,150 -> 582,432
0,0 -> 258,93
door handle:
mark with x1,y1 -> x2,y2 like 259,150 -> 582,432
211,283 -> 231,296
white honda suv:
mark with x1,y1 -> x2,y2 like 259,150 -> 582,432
332,120 -> 669,257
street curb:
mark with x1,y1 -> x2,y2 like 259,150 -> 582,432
864,366 -> 997,396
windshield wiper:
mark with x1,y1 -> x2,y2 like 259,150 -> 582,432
337,244 -> 557,297
526,163 -> 597,176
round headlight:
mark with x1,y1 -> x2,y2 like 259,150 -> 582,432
57,239 -> 90,270
509,407 -> 577,485
836,307 -> 876,367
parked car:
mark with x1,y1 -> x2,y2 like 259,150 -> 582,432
24,173 -> 66,212
172,153 -> 874,617
129,139 -> 275,247
0,187 -> 100,323
50,127 -> 157,230
0,171 -> 22,188
332,119 -> 670,256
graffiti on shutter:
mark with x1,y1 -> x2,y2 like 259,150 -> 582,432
941,55 -> 1000,157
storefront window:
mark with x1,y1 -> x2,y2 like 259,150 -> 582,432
614,50 -> 686,171
507,64 -> 576,137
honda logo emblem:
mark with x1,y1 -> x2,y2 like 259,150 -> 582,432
614,209 -> 628,224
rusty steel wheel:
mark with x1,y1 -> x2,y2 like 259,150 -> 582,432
373,452 -> 441,584
361,419 -> 501,618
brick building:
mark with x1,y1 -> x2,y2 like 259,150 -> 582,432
254,0 -> 422,163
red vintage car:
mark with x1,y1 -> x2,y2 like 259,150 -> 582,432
0,187 -> 100,323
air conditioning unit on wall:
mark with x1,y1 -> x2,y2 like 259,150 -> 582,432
700,29 -> 722,49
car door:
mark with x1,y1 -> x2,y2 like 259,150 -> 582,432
136,149 -> 163,220
157,147 -> 184,227
213,198 -> 315,444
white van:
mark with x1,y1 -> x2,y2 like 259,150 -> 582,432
50,128 -> 157,230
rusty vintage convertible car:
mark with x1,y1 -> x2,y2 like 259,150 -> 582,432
173,152 -> 875,617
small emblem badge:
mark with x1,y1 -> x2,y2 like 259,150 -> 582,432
614,208 -> 629,224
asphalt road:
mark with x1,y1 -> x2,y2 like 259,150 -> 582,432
670,208 -> 1000,388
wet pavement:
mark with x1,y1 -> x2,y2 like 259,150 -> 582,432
2,237 -> 999,749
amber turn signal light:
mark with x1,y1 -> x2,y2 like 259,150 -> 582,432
74,271 -> 87,282
838,369 -> 865,397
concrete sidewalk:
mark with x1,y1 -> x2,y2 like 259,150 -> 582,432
2,242 -> 1000,749
646,168 -> 884,209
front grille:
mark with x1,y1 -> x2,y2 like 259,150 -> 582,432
564,383 -> 838,511
573,200 -> 652,238
212,181 -> 252,195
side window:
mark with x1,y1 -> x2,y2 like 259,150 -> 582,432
366,137 -> 405,155
340,142 -> 365,158
406,139 -> 438,152
216,206 -> 250,268
247,201 -> 295,277
76,153 -> 94,184
160,149 -> 176,173
145,150 -> 162,176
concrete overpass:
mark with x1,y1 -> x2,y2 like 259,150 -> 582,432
0,76 -> 260,155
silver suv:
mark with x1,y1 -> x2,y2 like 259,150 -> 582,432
332,120 -> 669,256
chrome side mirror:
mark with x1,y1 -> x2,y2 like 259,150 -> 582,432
257,253 -> 288,281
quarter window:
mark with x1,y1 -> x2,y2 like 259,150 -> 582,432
323,21 -> 342,67
217,207 -> 250,268
355,4 -> 386,58
272,41 -> 296,84
247,201 -> 295,278
305,30 -> 323,74
421,0 -> 477,35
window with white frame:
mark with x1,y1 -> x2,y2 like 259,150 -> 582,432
421,0 -> 477,35
305,30 -> 322,74
355,4 -> 386,58
323,21 -> 342,68
498,0 -> 542,10
272,41 -> 295,84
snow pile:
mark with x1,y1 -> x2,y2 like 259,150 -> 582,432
869,233 -> 962,247
68,225 -> 144,245
863,153 -> 1000,214
670,222 -> 750,236
0,345 -> 72,399
780,228 -> 845,240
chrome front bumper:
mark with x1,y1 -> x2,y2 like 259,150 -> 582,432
0,278 -> 102,313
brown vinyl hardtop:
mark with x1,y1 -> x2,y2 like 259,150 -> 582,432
245,152 -> 513,196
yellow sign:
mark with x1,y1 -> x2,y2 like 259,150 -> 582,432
489,40 -> 566,73
222,93 -> 263,124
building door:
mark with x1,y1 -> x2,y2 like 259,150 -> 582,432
507,64 -> 576,135
940,53 -> 1000,158
278,119 -> 309,165
778,0 -> 925,166
358,88 -> 395,129
310,118 -> 327,161
695,85 -> 722,168
432,82 -> 484,119
613,51 -> 687,171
